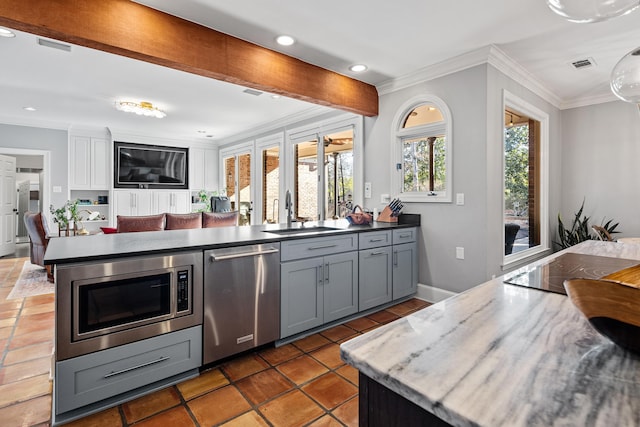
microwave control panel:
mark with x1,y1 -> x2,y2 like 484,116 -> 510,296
177,270 -> 189,312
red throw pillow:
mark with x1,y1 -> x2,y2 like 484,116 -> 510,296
100,227 -> 118,234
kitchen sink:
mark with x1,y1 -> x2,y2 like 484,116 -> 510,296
263,226 -> 341,235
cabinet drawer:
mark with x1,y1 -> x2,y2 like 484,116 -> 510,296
55,326 -> 202,414
281,234 -> 357,261
393,227 -> 417,244
359,230 -> 392,249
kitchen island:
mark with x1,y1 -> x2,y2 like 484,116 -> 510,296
341,240 -> 640,427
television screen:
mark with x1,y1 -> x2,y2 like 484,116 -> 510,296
115,142 -> 189,189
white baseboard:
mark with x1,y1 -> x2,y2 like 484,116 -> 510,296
416,283 -> 457,304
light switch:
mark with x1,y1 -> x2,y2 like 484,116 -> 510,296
53,186 -> 62,193
456,247 -> 465,260
381,193 -> 390,203
364,182 -> 372,199
456,193 -> 464,205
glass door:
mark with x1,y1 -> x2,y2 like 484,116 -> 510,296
293,138 -> 319,221
261,146 -> 280,224
323,129 -> 354,219
222,148 -> 253,226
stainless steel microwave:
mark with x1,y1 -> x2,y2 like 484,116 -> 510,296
55,251 -> 203,361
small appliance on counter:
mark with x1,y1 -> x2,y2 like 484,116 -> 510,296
377,198 -> 404,223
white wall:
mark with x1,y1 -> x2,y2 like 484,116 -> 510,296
560,101 -> 640,239
365,64 -> 563,294
367,65 -> 490,293
0,123 -> 67,211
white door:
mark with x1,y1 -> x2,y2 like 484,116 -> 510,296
0,155 -> 16,257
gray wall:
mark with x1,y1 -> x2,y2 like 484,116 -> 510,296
0,123 -> 68,212
560,101 -> 640,239
365,64 -> 563,293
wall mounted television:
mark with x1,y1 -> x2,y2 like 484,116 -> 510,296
114,141 -> 189,189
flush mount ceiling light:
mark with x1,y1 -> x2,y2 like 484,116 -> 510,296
276,35 -> 295,46
23,106 -> 36,111
115,101 -> 166,118
611,47 -> 640,110
546,0 -> 640,23
0,28 -> 15,38
349,64 -> 368,73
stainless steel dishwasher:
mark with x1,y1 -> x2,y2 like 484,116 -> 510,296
203,243 -> 280,364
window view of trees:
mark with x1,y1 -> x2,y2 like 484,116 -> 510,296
504,124 -> 529,216
402,136 -> 446,193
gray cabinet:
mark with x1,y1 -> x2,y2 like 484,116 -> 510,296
55,326 -> 201,415
359,246 -> 393,311
393,241 -> 418,299
359,227 -> 418,310
281,235 -> 358,338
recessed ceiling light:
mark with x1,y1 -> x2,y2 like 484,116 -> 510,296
23,107 -> 36,112
349,64 -> 368,73
0,28 -> 15,38
197,130 -> 207,133
276,35 -> 295,46
271,94 -> 281,99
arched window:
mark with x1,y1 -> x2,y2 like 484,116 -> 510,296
392,95 -> 452,202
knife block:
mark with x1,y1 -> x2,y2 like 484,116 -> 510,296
376,206 -> 398,223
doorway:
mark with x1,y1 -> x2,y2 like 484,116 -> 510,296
0,149 -> 49,246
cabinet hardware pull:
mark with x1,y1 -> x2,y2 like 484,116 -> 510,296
394,251 -> 398,267
369,238 -> 384,242
211,248 -> 279,261
308,244 -> 337,250
399,233 -> 411,238
318,265 -> 324,285
325,263 -> 330,282
104,356 -> 170,378
371,251 -> 386,256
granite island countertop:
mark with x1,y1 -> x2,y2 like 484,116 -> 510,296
44,219 -> 418,265
340,240 -> 640,427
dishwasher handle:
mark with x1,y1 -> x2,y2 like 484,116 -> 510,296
210,247 -> 279,261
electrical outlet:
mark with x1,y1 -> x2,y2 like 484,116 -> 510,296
381,193 -> 390,203
53,186 -> 62,193
456,193 -> 464,205
456,247 -> 465,260
364,182 -> 372,198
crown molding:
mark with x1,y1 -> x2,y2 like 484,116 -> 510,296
0,115 -> 70,131
376,44 -> 625,111
560,92 -> 620,110
486,45 -> 562,109
376,46 -> 494,96
215,105 -> 334,146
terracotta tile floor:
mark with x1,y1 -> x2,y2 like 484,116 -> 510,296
0,256 -> 431,427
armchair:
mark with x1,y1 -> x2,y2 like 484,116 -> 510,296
23,211 -> 53,282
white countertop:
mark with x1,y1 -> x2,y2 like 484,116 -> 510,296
340,241 -> 640,427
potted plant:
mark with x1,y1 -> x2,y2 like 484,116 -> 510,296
49,199 -> 81,236
555,200 -> 620,249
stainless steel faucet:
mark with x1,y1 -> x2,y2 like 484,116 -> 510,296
285,190 -> 292,227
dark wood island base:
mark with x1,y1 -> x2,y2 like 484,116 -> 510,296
358,373 -> 452,427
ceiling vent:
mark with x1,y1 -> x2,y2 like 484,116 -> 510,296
243,88 -> 263,96
37,38 -> 71,52
570,57 -> 596,70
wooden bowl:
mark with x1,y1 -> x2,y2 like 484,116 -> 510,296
564,278 -> 640,354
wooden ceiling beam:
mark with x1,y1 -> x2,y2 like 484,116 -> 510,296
0,0 -> 378,117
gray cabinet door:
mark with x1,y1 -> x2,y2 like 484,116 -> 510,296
323,252 -> 358,323
281,257 -> 324,338
393,242 -> 418,299
359,246 -> 392,311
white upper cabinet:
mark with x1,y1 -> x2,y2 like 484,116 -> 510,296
190,147 -> 218,191
69,136 -> 109,190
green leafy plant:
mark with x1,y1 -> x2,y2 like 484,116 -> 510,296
49,199 -> 80,228
555,200 -> 620,249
